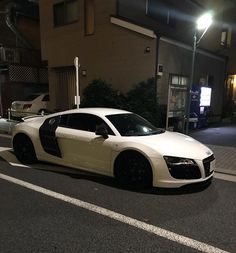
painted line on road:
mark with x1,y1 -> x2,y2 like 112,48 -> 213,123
0,148 -> 30,168
0,147 -> 11,151
0,172 -> 229,253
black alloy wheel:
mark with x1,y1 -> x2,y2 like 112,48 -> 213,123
115,152 -> 152,189
13,134 -> 37,164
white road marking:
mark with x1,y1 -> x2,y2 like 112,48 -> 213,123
0,148 -> 30,167
0,147 -> 11,151
0,172 -> 229,253
9,162 -> 30,168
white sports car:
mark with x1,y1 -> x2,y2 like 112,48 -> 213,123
12,108 -> 215,189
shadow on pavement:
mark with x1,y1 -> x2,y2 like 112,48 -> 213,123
25,160 -> 213,196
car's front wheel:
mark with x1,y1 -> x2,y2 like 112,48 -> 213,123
114,151 -> 152,189
13,134 -> 37,164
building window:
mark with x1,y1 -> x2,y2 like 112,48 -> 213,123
221,26 -> 232,48
53,0 -> 78,27
171,75 -> 188,86
147,0 -> 176,27
84,0 -> 95,35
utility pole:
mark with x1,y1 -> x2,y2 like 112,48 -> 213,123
74,57 -> 80,109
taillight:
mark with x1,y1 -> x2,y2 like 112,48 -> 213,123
23,104 -> 32,109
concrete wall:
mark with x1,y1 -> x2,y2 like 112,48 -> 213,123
158,38 -> 226,117
158,39 -> 192,104
40,0 -> 157,111
39,0 -> 227,120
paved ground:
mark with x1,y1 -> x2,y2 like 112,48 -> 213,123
0,117 -> 235,176
0,119 -> 235,253
189,123 -> 236,148
189,123 -> 236,176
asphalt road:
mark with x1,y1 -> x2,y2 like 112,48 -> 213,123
0,136 -> 235,253
0,134 -> 11,147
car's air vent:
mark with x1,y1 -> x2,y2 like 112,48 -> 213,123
203,154 -> 215,177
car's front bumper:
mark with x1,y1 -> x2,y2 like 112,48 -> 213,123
151,156 -> 215,188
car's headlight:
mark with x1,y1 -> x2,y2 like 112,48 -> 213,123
163,156 -> 201,179
164,156 -> 196,166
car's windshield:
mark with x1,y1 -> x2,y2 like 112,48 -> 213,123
24,94 -> 39,101
106,113 -> 165,136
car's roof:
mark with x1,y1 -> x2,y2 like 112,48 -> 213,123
52,107 -> 131,117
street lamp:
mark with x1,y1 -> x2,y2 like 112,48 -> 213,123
185,12 -> 213,134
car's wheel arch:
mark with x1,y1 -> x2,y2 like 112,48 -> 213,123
13,130 -> 38,149
13,132 -> 34,147
113,149 -> 153,177
12,132 -> 38,163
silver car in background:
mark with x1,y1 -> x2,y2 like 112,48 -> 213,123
11,93 -> 49,118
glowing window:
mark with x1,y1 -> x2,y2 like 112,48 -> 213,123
200,87 -> 212,106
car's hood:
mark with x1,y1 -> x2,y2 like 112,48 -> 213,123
132,131 -> 213,160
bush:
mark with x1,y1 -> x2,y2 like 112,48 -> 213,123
80,79 -> 125,108
126,78 -> 166,127
81,78 -> 166,127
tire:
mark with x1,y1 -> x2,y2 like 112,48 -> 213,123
115,151 -> 152,189
13,134 -> 37,164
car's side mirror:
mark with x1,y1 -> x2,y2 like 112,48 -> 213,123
95,125 -> 109,139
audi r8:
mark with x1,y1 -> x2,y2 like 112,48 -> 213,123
12,108 -> 215,189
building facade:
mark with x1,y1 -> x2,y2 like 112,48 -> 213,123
39,0 -> 236,128
0,0 -> 48,117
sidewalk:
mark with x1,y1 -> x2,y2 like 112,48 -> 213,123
189,123 -> 236,148
189,123 -> 236,176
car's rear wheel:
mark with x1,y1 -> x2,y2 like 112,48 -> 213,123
114,151 -> 152,189
13,134 -> 37,164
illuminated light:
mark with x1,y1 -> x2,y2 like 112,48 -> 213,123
200,87 -> 212,106
197,12 -> 213,30
233,75 -> 236,89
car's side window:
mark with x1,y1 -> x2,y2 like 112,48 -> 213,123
60,113 -> 114,135
60,114 -> 68,127
41,115 -> 61,133
39,115 -> 62,157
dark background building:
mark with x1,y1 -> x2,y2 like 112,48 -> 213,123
1,0 -> 236,127
0,0 -> 48,117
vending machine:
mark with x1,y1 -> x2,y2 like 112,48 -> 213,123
190,86 -> 212,128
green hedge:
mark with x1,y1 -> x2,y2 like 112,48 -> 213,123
80,78 -> 166,127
